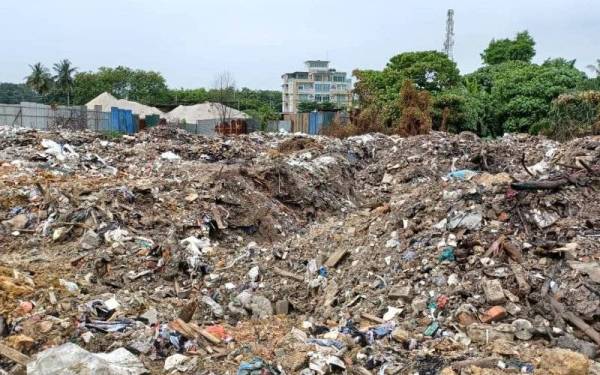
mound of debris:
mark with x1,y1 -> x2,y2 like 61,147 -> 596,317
0,126 -> 598,374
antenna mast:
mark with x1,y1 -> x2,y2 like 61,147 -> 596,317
443,9 -> 455,60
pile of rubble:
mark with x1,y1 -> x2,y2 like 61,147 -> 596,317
0,126 -> 598,374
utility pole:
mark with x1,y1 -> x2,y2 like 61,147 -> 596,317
443,9 -> 455,61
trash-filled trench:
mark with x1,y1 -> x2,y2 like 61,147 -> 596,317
0,126 -> 599,374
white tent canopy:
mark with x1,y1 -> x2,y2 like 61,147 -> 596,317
86,92 -> 163,119
166,102 -> 249,124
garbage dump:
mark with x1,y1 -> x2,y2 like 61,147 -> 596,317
0,125 -> 598,374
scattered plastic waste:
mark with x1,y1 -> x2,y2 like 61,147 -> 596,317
237,357 -> 279,375
27,342 -> 147,375
424,321 -> 440,336
160,151 -> 181,160
446,169 -> 478,181
438,246 -> 455,261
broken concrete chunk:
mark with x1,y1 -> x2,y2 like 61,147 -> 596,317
411,296 -> 428,314
382,173 -> 393,184
248,295 -> 273,319
447,211 -> 483,230
391,327 -> 410,343
52,227 -> 68,242
555,334 -> 599,359
389,285 -> 412,300
164,353 -> 193,372
140,308 -> 158,325
530,208 -> 560,229
247,265 -> 260,281
567,261 -> 600,283
2,214 -> 28,230
201,295 -> 224,318
275,300 -> 289,315
80,230 -> 101,250
483,279 -> 506,305
466,323 -> 515,343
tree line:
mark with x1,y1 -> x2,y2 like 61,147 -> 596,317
352,31 -> 600,140
13,62 -> 281,127
9,31 -> 600,139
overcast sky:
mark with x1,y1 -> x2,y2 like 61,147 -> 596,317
1,0 -> 598,90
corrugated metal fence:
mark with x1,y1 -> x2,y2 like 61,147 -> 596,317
174,118 -> 259,136
111,107 -> 136,134
0,102 -> 114,132
280,111 -> 348,134
0,102 -> 260,136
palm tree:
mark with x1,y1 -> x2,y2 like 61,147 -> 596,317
25,63 -> 53,96
586,59 -> 600,77
53,59 -> 77,105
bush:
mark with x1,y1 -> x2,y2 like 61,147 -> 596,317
395,80 -> 432,136
321,117 -> 386,138
544,91 -> 600,140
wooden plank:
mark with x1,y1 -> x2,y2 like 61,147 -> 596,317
0,342 -> 30,366
324,249 -> 349,268
168,318 -> 197,339
509,259 -> 530,295
273,267 -> 304,282
550,298 -> 600,346
360,312 -> 384,324
198,328 -> 221,345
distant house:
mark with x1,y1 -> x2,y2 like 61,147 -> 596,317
86,92 -> 163,119
165,102 -> 249,124
282,60 -> 352,113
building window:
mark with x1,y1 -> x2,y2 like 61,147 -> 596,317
333,75 -> 346,82
315,83 -> 330,92
298,94 -> 310,102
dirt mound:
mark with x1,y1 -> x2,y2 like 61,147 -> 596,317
0,126 -> 598,374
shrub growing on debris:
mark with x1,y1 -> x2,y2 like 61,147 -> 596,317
353,51 -> 458,131
544,90 -> 600,140
395,80 -> 433,136
323,80 -> 433,138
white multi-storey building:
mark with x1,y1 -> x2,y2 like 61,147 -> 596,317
281,60 -> 352,113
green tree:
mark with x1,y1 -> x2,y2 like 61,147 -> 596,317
481,31 -> 536,65
129,70 -> 170,104
297,101 -> 339,113
465,60 -> 585,135
25,63 -> 53,96
353,51 -> 459,129
297,102 -> 318,112
431,90 -> 466,132
546,91 -> 600,140
246,105 -> 279,130
72,66 -> 170,105
386,51 -> 460,92
170,88 -> 209,104
53,59 -> 77,105
0,83 -> 41,104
